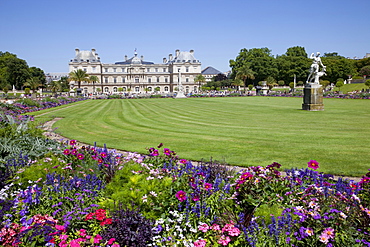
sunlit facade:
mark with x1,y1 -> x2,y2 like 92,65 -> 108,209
69,49 -> 202,94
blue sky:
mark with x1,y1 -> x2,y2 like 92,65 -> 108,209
1,0 -> 369,73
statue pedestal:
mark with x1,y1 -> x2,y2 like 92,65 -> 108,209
175,91 -> 187,98
302,83 -> 324,111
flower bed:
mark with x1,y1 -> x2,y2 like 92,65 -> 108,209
0,99 -> 369,246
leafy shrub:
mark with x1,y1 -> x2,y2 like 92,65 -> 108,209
102,205 -> 156,247
16,98 -> 41,107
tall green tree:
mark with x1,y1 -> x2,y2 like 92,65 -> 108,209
23,77 -> 41,93
194,74 -> 205,91
321,56 -> 356,83
68,69 -> 90,89
231,79 -> 244,92
235,65 -> 255,87
230,48 -> 278,84
0,52 -> 30,89
29,67 -> 46,88
48,80 -> 61,94
58,76 -> 70,92
276,46 -> 310,84
89,75 -> 99,93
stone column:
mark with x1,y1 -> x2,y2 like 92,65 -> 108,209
302,83 -> 324,111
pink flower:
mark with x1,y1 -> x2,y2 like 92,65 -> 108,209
63,149 -> 71,155
175,190 -> 187,202
77,153 -> 85,160
198,223 -> 209,233
180,159 -> 187,164
319,233 -> 329,244
108,238 -> 116,245
60,234 -> 68,240
55,225 -> 65,231
70,140 -> 77,146
323,227 -> 335,239
228,227 -> 241,236
307,160 -> 319,170
79,229 -> 86,236
211,224 -> 221,231
204,183 -> 212,191
100,152 -> 108,158
94,234 -> 102,244
112,244 -> 120,247
70,239 -> 81,247
163,148 -> 171,156
151,149 -> 159,156
194,239 -> 207,247
218,235 -> 231,246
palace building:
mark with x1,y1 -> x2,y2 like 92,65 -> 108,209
69,48 -> 202,95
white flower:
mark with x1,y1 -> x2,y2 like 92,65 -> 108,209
340,212 -> 347,219
142,194 -> 148,202
150,191 -> 158,197
146,176 -> 154,180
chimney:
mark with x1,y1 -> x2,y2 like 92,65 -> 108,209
125,55 -> 128,61
141,55 -> 144,61
190,49 -> 194,55
163,57 -> 167,63
175,49 -> 180,57
91,48 -> 96,56
75,48 -> 80,56
169,54 -> 173,60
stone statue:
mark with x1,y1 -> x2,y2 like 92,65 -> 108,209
306,52 -> 326,84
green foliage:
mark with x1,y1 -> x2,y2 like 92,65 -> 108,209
365,79 -> 370,88
254,204 -> 283,225
102,162 -> 173,218
336,80 -> 344,90
16,98 -> 41,107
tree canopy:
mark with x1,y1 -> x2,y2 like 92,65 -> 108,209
230,46 -> 365,84
0,51 -> 45,90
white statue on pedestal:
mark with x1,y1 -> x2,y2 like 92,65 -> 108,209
306,52 -> 326,84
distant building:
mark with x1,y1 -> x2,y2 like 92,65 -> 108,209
45,72 -> 68,83
68,48 -> 202,94
201,66 -> 223,82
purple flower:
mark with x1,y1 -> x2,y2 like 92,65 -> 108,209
175,190 -> 187,202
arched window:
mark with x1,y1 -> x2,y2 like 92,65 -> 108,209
104,87 -> 109,92
148,87 -> 152,91
113,87 -> 117,92
164,86 -> 169,92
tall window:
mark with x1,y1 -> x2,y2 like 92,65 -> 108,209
157,77 -> 159,82
104,77 -> 108,83
92,67 -> 96,72
165,78 -> 168,83
186,78 -> 189,82
113,68 -> 116,72
164,86 -> 169,92
147,68 -> 150,72
148,78 -> 151,83
122,77 -> 125,83
135,87 -> 139,92
105,68 -> 108,72
163,68 -> 166,72
155,68 -> 158,72
114,78 -> 117,83
135,78 -> 139,83
186,67 -> 189,72
122,68 -> 125,72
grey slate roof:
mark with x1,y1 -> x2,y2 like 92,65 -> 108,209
115,53 -> 154,65
201,66 -> 222,75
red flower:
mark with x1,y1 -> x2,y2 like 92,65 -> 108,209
100,218 -> 113,226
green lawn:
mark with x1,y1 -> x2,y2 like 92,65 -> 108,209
32,97 -> 370,176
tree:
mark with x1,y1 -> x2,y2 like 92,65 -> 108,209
235,65 -> 255,87
285,46 -> 307,57
23,77 -> 41,93
359,65 -> 370,77
365,79 -> 370,89
194,74 -> 205,91
48,80 -> 61,94
89,75 -> 99,93
29,67 -> 46,88
320,80 -> 330,89
68,69 -> 89,89
321,56 -> 356,83
58,76 -> 70,92
0,52 -> 30,89
230,47 -> 278,84
231,79 -> 244,92
335,80 -> 344,91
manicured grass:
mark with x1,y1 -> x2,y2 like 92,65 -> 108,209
32,97 -> 370,176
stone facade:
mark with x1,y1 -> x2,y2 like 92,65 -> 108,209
69,49 -> 202,95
